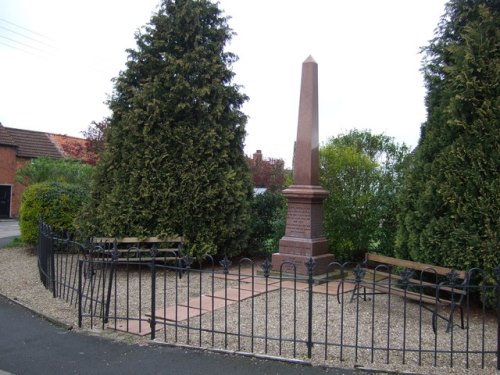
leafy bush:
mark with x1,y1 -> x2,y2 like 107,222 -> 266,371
247,191 -> 286,256
320,130 -> 409,261
16,157 -> 93,189
19,182 -> 89,245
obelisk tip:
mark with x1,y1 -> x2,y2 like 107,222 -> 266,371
304,55 -> 316,63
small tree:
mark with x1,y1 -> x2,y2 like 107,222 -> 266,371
320,130 -> 409,260
83,0 -> 251,258
81,118 -> 110,164
248,154 -> 286,192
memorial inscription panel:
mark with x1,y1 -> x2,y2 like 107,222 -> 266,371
286,205 -> 311,237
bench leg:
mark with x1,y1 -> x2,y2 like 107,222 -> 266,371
446,304 -> 465,333
431,305 -> 454,334
432,303 -> 465,333
432,307 -> 438,334
445,309 -> 454,333
349,285 -> 368,303
349,285 -> 357,303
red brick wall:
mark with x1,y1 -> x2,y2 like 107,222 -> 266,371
0,146 -> 31,217
0,146 -> 17,217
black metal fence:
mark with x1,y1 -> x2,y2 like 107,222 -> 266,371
38,222 -> 87,304
37,223 -> 500,371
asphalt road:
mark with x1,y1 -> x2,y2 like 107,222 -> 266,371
0,295 -> 364,375
0,220 -> 19,248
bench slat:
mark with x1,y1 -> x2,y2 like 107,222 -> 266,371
92,236 -> 183,243
366,253 -> 467,279
93,248 -> 180,254
362,282 -> 454,306
113,257 -> 178,262
363,269 -> 467,295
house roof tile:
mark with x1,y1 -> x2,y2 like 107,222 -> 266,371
0,123 -> 17,147
1,126 -> 63,159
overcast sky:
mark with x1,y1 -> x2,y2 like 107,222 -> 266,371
0,0 -> 447,167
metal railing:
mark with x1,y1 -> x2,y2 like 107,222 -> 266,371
38,221 -> 87,304
37,222 -> 500,371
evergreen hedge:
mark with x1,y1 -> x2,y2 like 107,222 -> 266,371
396,0 -> 499,283
81,0 -> 252,258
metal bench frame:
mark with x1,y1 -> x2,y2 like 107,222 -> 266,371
338,253 -> 470,333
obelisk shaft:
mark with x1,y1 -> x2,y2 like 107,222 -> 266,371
294,55 -> 320,186
272,56 -> 334,275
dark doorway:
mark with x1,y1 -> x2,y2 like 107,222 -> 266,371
0,186 -> 11,218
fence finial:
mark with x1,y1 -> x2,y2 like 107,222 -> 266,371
261,258 -> 272,278
219,256 -> 232,275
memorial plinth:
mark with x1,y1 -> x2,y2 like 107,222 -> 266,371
272,56 -> 335,275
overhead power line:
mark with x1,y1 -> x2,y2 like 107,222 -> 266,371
0,25 -> 55,49
0,40 -> 40,56
0,18 -> 56,56
0,18 -> 52,40
0,34 -> 48,53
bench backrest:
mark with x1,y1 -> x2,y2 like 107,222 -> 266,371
365,253 -> 467,280
91,236 -> 183,245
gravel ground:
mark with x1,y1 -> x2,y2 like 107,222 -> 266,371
0,246 -> 497,374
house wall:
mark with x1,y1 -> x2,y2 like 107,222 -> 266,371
0,145 -> 17,217
0,146 -> 30,218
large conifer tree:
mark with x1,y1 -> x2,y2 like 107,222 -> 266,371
84,0 -> 252,257
397,0 -> 499,275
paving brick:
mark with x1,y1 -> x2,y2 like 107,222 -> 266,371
178,295 -> 236,311
210,273 -> 243,281
237,282 -> 280,293
207,287 -> 258,301
277,280 -> 310,290
112,318 -> 159,336
149,306 -> 203,322
239,276 -> 280,285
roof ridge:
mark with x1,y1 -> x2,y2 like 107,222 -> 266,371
48,133 -> 65,156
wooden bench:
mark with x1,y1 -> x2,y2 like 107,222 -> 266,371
338,253 -> 470,333
90,236 -> 183,263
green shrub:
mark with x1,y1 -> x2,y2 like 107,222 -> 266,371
16,157 -> 93,189
320,130 -> 409,261
19,182 -> 89,245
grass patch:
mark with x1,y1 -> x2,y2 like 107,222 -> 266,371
1,237 -> 25,249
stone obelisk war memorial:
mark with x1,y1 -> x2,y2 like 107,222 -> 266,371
272,56 -> 335,275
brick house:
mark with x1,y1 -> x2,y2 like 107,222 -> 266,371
0,123 -> 88,218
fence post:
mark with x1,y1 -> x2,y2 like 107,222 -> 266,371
495,266 -> 500,371
103,242 -> 119,324
49,226 -> 56,298
150,245 -> 158,340
38,222 -> 47,287
306,257 -> 315,359
78,260 -> 83,328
